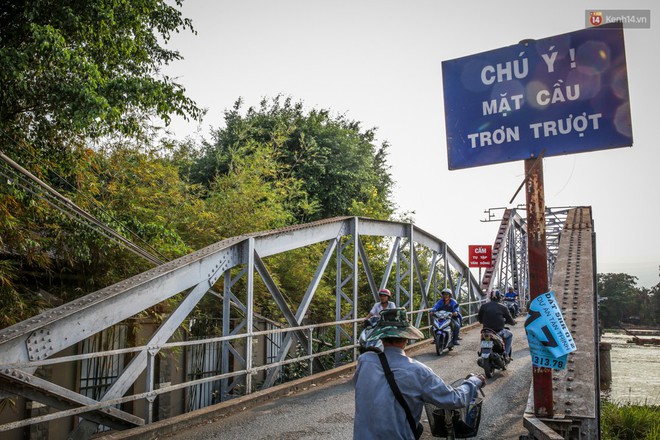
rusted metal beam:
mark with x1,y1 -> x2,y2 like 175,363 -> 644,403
524,157 -> 554,417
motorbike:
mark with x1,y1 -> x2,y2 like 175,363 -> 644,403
503,298 -> 518,318
431,310 -> 455,355
477,327 -> 510,378
425,377 -> 485,438
358,316 -> 383,354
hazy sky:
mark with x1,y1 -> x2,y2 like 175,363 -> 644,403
164,0 -> 659,288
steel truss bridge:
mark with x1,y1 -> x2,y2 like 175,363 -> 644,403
0,208 -> 598,440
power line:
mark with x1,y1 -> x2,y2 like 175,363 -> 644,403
0,129 -> 169,262
0,166 -> 158,263
0,149 -> 164,266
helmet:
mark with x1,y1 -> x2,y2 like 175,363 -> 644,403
491,290 -> 502,301
367,308 -> 425,341
441,288 -> 452,297
378,288 -> 392,297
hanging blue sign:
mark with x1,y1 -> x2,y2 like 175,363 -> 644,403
442,23 -> 632,170
527,331 -> 569,370
524,291 -> 576,370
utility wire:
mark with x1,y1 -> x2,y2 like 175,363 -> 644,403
0,166 -> 159,261
0,161 -> 254,321
0,129 -> 169,262
0,150 -> 164,266
0,145 -> 257,322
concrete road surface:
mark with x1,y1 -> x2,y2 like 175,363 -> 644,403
162,322 -> 531,440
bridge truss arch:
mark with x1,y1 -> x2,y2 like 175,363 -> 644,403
1,216 -> 501,438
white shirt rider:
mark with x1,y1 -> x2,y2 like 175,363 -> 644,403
368,289 -> 396,318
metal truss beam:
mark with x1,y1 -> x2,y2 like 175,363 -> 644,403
0,216 -> 488,437
0,369 -> 143,432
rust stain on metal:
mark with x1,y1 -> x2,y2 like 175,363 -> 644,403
525,157 -> 552,417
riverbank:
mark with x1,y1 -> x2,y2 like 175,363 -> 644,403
601,331 -> 660,405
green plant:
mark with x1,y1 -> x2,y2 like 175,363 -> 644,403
601,401 -> 660,440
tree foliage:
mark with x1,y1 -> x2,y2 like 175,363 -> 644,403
0,0 -> 202,148
598,273 -> 659,328
0,144 -> 206,327
188,96 -> 394,223
0,0 -> 205,327
0,2 -> 399,331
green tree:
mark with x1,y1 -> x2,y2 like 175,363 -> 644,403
189,96 -> 394,223
648,280 -> 660,326
598,273 -> 645,328
0,0 -> 201,148
0,0 -> 201,327
203,144 -> 299,238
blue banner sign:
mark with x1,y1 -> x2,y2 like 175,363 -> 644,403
528,332 -> 568,370
525,291 -> 576,370
442,23 -> 632,170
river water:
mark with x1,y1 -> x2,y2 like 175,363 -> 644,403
600,331 -> 660,405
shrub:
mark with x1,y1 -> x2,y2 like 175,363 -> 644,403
601,401 -> 660,440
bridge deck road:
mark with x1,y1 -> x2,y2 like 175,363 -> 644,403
163,322 -> 531,440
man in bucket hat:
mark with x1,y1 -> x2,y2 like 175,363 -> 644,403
353,308 -> 485,440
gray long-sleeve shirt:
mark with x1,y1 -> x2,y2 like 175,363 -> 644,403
352,346 -> 481,439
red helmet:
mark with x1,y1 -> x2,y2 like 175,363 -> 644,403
378,288 -> 392,297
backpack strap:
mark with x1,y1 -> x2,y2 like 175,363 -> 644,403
375,350 -> 424,440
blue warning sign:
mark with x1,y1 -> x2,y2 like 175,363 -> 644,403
442,23 -> 632,170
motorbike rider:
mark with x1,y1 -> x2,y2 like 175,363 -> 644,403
353,308 -> 485,439
430,288 -> 462,345
367,288 -> 396,319
504,286 -> 520,316
477,290 -> 516,360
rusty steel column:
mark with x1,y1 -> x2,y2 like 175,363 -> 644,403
524,157 -> 554,417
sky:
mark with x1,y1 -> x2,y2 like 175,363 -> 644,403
163,0 -> 659,289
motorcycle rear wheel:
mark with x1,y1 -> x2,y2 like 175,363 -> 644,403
482,358 -> 494,378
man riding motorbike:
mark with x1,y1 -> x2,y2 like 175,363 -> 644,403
477,291 -> 516,360
503,286 -> 520,316
430,288 -> 462,345
367,288 -> 396,318
360,288 -> 396,353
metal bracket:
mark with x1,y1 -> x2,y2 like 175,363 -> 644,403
26,328 -> 54,361
207,250 -> 235,286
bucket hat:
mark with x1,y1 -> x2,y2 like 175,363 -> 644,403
367,308 -> 425,341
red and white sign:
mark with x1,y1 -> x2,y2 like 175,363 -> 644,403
468,245 -> 492,268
